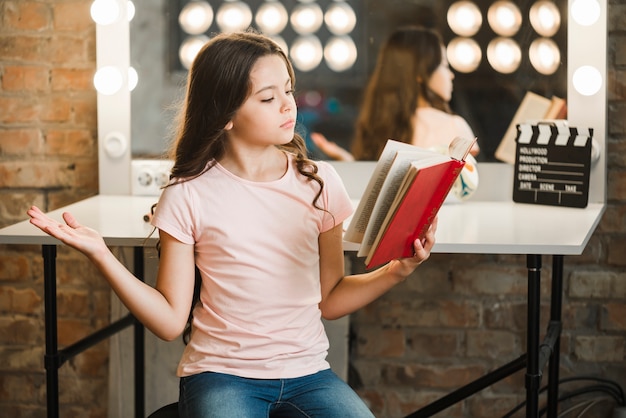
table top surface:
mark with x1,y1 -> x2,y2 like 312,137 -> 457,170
0,194 -> 606,255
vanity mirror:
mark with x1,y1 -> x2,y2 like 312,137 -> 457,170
94,0 -> 607,204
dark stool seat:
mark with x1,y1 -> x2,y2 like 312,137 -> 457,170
147,402 -> 179,418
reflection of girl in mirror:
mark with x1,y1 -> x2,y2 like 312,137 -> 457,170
312,25 -> 480,161
27,30 -> 437,418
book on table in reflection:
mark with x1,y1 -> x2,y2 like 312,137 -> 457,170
344,137 -> 477,269
495,91 -> 567,164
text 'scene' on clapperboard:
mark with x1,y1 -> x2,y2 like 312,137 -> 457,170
513,123 -> 593,208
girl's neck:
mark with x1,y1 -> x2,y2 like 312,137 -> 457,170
219,146 -> 287,182
416,95 -> 432,108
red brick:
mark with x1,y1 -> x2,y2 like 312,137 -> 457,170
0,160 -> 74,188
466,330 -> 521,359
0,253 -> 31,281
0,316 -> 43,345
45,129 -> 95,156
51,68 -> 95,92
601,302 -> 626,331
0,97 -> 39,123
406,329 -> 462,359
574,335 -> 625,362
1,65 -> 49,92
381,363 -> 486,390
53,2 -> 94,32
0,346 -> 43,372
354,327 -> 406,358
0,286 -> 41,314
607,236 -> 626,266
608,169 -> 626,202
0,129 -> 43,155
3,1 -> 51,31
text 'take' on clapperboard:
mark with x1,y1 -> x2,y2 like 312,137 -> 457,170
513,122 -> 593,208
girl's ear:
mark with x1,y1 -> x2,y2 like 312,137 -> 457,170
224,121 -> 234,130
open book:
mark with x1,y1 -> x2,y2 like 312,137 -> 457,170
495,91 -> 567,164
344,137 -> 477,269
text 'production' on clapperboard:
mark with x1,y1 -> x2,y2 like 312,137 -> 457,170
513,122 -> 593,208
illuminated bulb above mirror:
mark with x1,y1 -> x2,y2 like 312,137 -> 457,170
90,0 -> 121,25
487,37 -> 521,73
447,37 -> 482,73
290,3 -> 324,35
324,2 -> 356,35
324,36 -> 357,72
255,1 -> 288,35
573,65 -> 603,96
216,1 -> 252,32
179,35 -> 209,69
94,66 -> 123,95
529,1 -> 561,37
529,38 -> 561,75
571,0 -> 601,25
290,35 -> 323,71
447,1 -> 482,37
488,1 -> 522,37
179,1 -> 214,35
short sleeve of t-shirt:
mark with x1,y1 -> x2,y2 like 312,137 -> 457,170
314,160 -> 354,233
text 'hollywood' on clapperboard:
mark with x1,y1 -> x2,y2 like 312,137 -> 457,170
513,122 -> 593,208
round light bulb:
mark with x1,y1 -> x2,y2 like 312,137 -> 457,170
290,36 -> 323,72
94,66 -> 124,95
447,1 -> 482,37
216,1 -> 252,33
290,3 -> 323,35
90,0 -> 121,25
255,1 -> 288,35
571,0 -> 601,26
446,37 -> 482,73
179,1 -> 214,35
573,65 -> 602,96
128,67 -> 138,91
324,36 -> 357,72
324,2 -> 357,35
529,1 -> 561,37
486,37 -> 521,74
487,1 -> 522,37
179,36 -> 209,70
529,38 -> 561,75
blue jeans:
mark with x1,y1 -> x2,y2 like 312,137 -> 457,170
178,369 -> 375,418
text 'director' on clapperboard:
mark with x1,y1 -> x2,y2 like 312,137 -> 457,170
513,122 -> 593,208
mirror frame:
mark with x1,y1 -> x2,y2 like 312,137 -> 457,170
95,0 -> 607,204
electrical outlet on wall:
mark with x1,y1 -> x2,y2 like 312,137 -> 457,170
131,159 -> 174,196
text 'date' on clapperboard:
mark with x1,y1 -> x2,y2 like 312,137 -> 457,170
513,122 -> 593,208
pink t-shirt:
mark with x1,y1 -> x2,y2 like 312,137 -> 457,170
151,153 -> 353,379
412,107 -> 476,153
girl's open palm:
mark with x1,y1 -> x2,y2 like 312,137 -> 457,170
27,206 -> 108,259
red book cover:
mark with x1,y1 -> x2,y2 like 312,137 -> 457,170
365,159 -> 465,269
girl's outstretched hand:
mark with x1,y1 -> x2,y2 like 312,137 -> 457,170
27,206 -> 108,259
387,216 -> 438,278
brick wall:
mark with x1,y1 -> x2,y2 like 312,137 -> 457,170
0,1 -> 108,417
1,2 -> 625,418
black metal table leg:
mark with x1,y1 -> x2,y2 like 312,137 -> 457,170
526,254 -> 542,418
547,255 -> 564,418
42,244 -> 59,418
133,247 -> 145,418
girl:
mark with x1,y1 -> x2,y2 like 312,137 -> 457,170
311,25 -> 480,161
27,31 -> 436,418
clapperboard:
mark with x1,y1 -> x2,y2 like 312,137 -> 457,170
513,122 -> 593,208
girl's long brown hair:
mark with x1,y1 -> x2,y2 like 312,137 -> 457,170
351,26 -> 451,161
164,30 -> 326,344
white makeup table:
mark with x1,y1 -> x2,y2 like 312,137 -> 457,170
0,170 -> 605,418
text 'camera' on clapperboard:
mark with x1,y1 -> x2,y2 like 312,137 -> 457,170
513,121 -> 593,208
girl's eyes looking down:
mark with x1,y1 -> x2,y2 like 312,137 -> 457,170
260,89 -> 294,103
